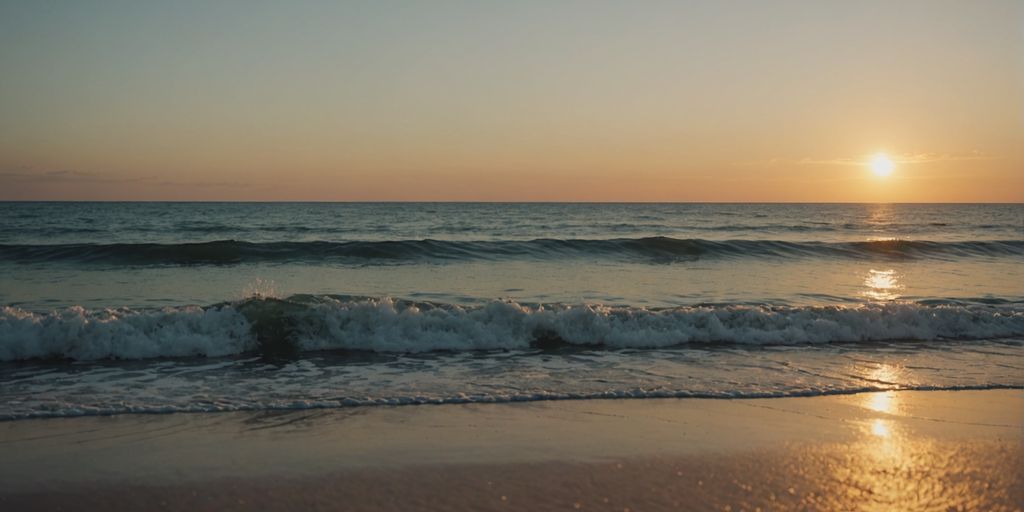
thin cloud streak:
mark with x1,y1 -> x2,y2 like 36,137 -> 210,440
774,150 -> 993,168
737,150 -> 995,168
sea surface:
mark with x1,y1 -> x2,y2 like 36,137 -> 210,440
1,202 -> 1022,419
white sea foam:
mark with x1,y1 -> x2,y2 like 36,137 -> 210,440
0,305 -> 254,360
293,297 -> 1024,352
2,298 -> 1023,361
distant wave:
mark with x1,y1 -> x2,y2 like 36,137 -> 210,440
2,296 -> 1022,361
1,237 -> 1022,265
5,221 -> 1021,239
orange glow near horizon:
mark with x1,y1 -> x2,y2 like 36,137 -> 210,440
1,2 -> 1021,202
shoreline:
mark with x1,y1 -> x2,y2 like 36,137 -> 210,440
1,389 -> 1021,510
3,383 -> 1021,422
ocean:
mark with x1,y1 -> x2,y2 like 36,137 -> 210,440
1,202 -> 1022,420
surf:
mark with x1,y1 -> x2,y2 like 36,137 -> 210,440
3,296 -> 1023,361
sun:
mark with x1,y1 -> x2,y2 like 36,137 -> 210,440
870,153 -> 895,177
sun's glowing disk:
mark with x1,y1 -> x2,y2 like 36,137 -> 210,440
870,153 -> 895,177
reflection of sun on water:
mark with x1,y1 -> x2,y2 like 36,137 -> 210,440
863,363 -> 904,389
862,269 -> 903,301
865,390 -> 897,414
866,417 -> 903,467
861,370 -> 904,464
866,203 -> 893,224
870,418 -> 891,438
863,393 -> 903,465
833,367 -> 993,508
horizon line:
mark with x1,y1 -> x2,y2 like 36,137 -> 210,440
0,200 -> 1021,205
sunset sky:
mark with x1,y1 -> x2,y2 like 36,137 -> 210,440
1,0 -> 1020,202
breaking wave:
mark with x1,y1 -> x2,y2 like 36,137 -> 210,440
2,296 -> 1022,361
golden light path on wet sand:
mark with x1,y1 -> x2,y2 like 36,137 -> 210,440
1,389 -> 1020,511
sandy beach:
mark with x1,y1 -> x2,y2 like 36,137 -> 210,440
1,389 -> 1020,511
4,1 -> 1022,509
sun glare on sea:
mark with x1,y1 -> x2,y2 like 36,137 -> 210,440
869,153 -> 895,177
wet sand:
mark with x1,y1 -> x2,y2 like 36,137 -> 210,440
1,390 -> 1021,511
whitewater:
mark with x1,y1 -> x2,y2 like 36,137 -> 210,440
1,202 -> 1022,420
